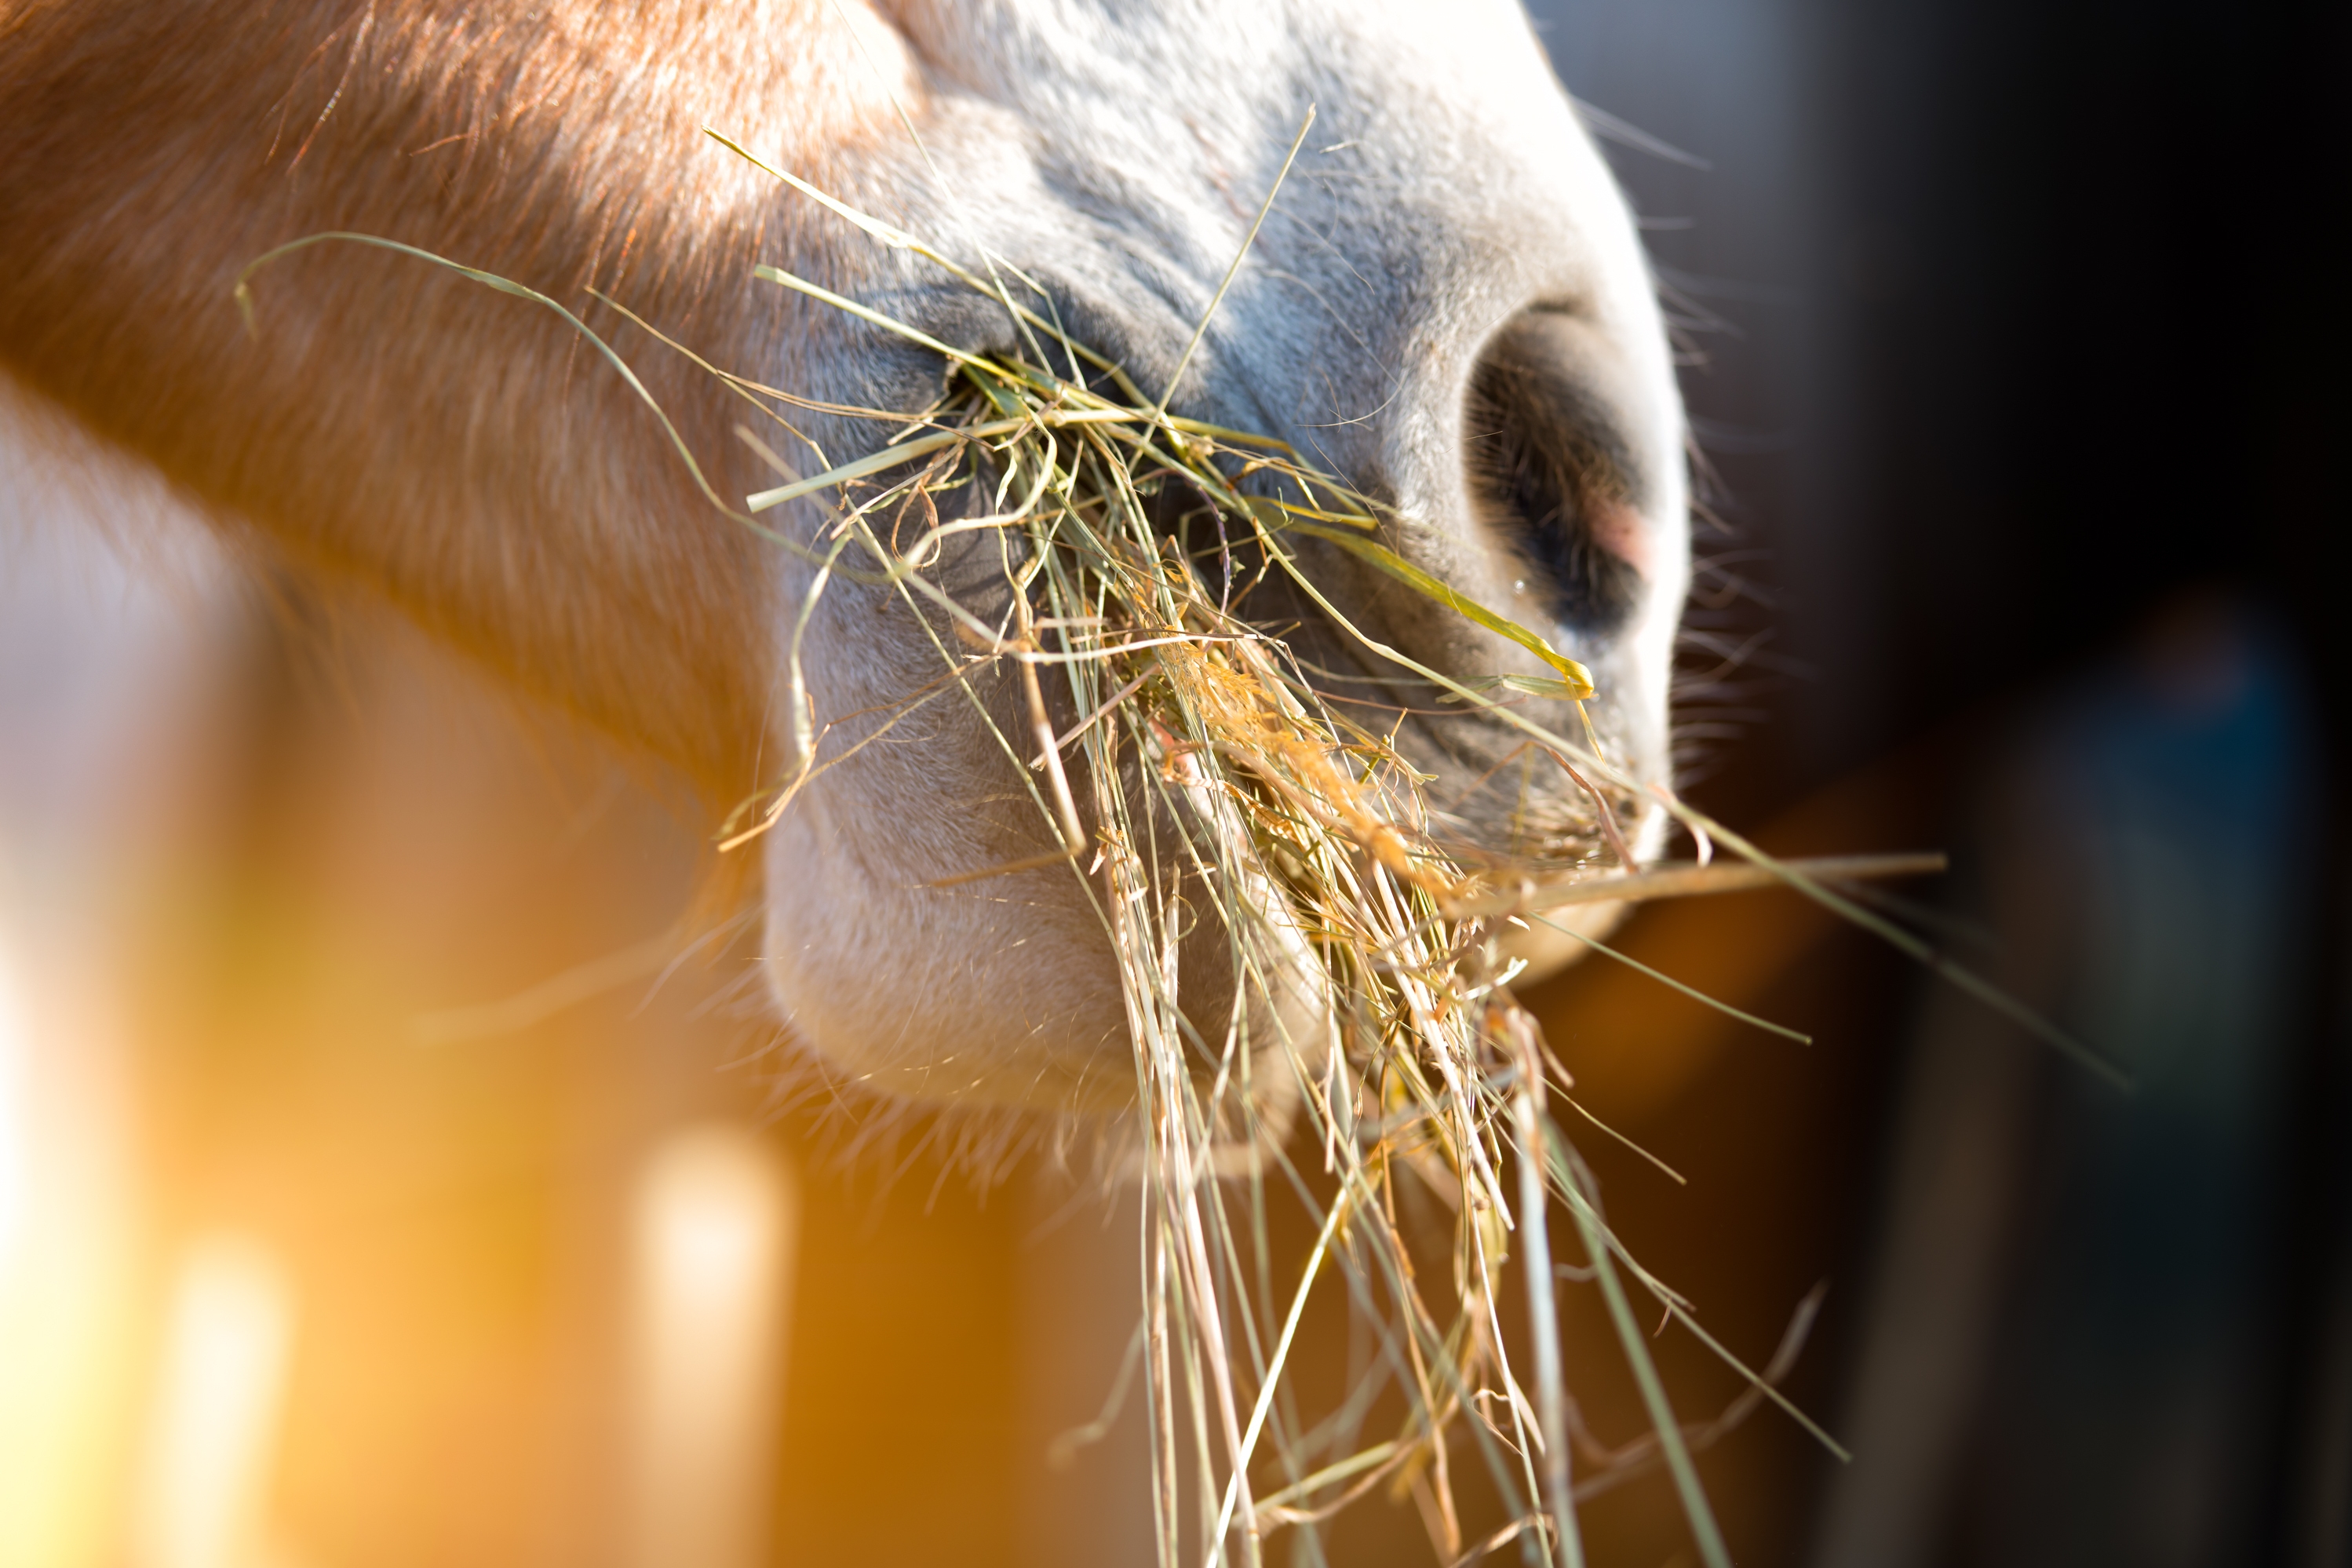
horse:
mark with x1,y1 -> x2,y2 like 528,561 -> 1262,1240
0,0 -> 1689,1117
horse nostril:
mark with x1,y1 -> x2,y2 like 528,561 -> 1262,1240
1463,308 -> 1650,633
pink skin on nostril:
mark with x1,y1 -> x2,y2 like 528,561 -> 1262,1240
1586,498 -> 1654,581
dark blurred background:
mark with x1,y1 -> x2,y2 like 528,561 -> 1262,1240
1513,0 -> 2352,1561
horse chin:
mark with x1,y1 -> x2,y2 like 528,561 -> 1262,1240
754,786 -> 1333,1124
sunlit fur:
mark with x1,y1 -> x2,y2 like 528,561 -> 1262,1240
0,0 -> 1687,1112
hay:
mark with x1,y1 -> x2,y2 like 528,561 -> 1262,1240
232,111 -> 2097,1566
697,128 -> 1793,1568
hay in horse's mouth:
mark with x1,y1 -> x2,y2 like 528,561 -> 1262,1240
691,132 -> 1862,1566
232,122 -> 2025,1568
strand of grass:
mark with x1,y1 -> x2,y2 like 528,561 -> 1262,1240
1146,1078 -> 1217,1561
1541,1121 -> 1847,1459
1174,1119 -> 1264,1567
651,318 -> 854,498
1166,1137 -> 1232,1562
716,648 -> 987,852
1509,1016 -> 1584,1568
1037,523 -> 1137,814
1048,1315 -> 1150,1468
1526,912 -> 1811,1045
1255,1439 -> 1405,1513
1033,669 -> 1155,767
779,527 -> 855,777
1458,1180 -> 1560,1568
1191,892 -> 1274,1147
596,286 -> 888,446
1116,851 -> 1249,1565
1231,1082 -> 1329,1567
1562,1175 -> 1853,1476
1011,574 -> 1090,858
734,421 -> 811,490
1349,1140 -> 1540,1537
1282,1149 -> 1503,1527
1569,1286 -> 1829,1504
1371,872 -> 1514,1222
1114,846 -> 1183,1568
1198,1155 -> 1271,1402
1370,1156 -> 1458,1493
1153,104 -> 1318,423
739,290 -> 1145,502
1544,1132 -> 1730,1568
1446,1518 -> 1544,1568
1260,1369 -> 1412,1524
738,392 -> 1182,512
1573,779 -> 2101,1084
707,126 -> 1165,408
721,454 -> 992,846
1656,808 -> 2128,1087
895,450 -> 1060,567
1253,1140 -> 1437,1492
741,411 -> 969,510
1195,1107 -> 1278,1395
840,501 -> 1029,657
1449,851 -> 1951,919
1558,1092 -> 1688,1187
1148,1202 -> 1186,1568
830,497 -> 1119,937
594,294 -> 935,520
1435,1070 -> 1550,1526
233,232 -> 837,559
1252,1117 -> 1411,1475
1209,1187 -> 1355,1548
1278,520 -> 1592,695
1242,494 -> 1382,531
